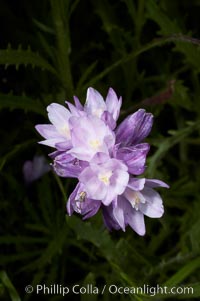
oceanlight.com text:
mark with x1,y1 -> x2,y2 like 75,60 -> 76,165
25,283 -> 194,297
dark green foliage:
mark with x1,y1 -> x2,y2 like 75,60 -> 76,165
0,0 -> 200,300
0,45 -> 57,74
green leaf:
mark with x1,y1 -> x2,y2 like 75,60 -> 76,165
0,270 -> 21,301
148,120 -> 200,176
174,41 -> 200,72
146,0 -> 200,72
0,45 -> 57,75
116,238 -> 151,267
186,219 -> 200,252
178,283 -> 200,298
0,251 -> 41,264
76,61 -> 98,93
84,35 -> 200,88
169,80 -> 192,110
0,235 -> 48,244
50,0 -> 74,96
0,139 -> 36,171
32,18 -> 55,35
66,216 -> 147,301
36,32 -> 56,62
21,223 -> 68,271
81,273 -> 97,301
164,257 -> 200,287
66,215 -> 116,261
0,93 -> 45,116
69,0 -> 80,17
146,0 -> 180,35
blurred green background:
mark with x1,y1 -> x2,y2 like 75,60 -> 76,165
1,0 -> 200,300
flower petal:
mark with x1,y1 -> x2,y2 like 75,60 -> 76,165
101,111 -> 116,130
68,147 -> 97,161
69,115 -> 114,160
111,169 -> 129,195
65,101 -> 81,116
139,187 -> 164,218
67,183 -> 101,219
102,204 -> 121,231
116,109 -> 153,146
53,153 -> 88,178
127,178 -> 145,191
67,183 -> 81,216
117,143 -> 150,175
105,88 -> 122,121
79,167 -> 107,200
47,103 -> 71,130
145,179 -> 170,189
55,140 -> 72,150
113,197 -> 126,231
82,199 -> 101,219
85,87 -> 106,117
35,124 -> 58,139
127,209 -> 146,236
39,137 -> 67,148
23,156 -> 50,183
73,96 -> 84,110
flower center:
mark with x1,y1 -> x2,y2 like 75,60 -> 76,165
89,139 -> 101,149
134,194 -> 141,210
60,125 -> 70,139
93,108 -> 104,117
98,170 -> 113,185
74,191 -> 87,213
129,191 -> 146,211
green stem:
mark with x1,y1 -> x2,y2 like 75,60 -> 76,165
50,0 -> 74,97
135,0 -> 145,47
84,34 -> 200,89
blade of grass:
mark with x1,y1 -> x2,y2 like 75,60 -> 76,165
0,271 -> 21,301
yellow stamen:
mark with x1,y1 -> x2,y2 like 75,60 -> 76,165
60,125 -> 70,138
89,139 -> 101,149
131,192 -> 145,210
79,191 -> 87,202
98,171 -> 112,185
135,195 -> 141,206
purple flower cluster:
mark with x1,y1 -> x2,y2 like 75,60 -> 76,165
36,88 -> 169,235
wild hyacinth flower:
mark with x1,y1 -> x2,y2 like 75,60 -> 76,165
115,108 -> 153,146
35,103 -> 73,150
114,109 -> 153,177
102,178 -> 169,235
84,87 -> 122,129
68,115 -> 115,161
23,155 -> 50,183
52,153 -> 88,178
67,182 -> 101,219
67,87 -> 122,130
36,88 -> 121,152
78,153 -> 129,205
35,87 -> 169,235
